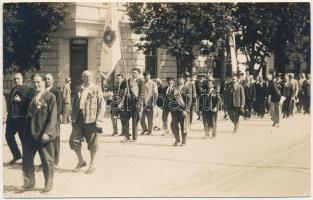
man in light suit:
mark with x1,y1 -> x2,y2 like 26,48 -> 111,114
227,75 -> 245,133
140,72 -> 158,135
70,70 -> 105,174
62,77 -> 72,124
20,74 -> 58,193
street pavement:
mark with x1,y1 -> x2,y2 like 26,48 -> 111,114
2,111 -> 311,197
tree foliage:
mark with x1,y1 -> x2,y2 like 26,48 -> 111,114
127,2 -> 310,75
3,3 -> 67,73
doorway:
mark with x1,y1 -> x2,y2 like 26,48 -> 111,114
70,38 -> 88,94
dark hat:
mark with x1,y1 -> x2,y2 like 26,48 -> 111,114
131,67 -> 141,73
143,72 -> 150,77
166,77 -> 174,81
184,72 -> 191,78
197,73 -> 206,78
178,74 -> 185,79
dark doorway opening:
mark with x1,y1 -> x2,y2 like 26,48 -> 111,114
70,38 -> 88,94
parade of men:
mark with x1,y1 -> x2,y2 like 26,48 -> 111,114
5,73 -> 30,165
2,2 -> 311,197
21,74 -> 58,193
69,70 -> 105,174
45,73 -> 63,167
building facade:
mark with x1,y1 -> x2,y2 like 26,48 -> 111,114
3,2 -> 307,94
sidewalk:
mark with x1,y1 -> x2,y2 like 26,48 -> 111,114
2,112 -> 310,197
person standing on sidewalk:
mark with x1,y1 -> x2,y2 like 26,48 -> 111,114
45,73 -> 63,167
21,74 -> 58,193
200,79 -> 221,139
5,73 -> 31,165
267,74 -> 282,127
227,75 -> 245,133
140,72 -> 158,135
69,70 -> 105,174
62,77 -> 72,124
154,78 -> 165,132
184,72 -> 196,127
302,73 -> 310,114
169,74 -> 192,146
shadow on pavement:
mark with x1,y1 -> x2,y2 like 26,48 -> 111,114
4,185 -> 41,193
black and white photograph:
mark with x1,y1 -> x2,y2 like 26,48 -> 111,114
1,1 -> 311,198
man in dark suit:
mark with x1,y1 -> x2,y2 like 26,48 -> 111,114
45,73 -> 63,167
20,74 -> 58,193
195,73 -> 206,120
200,78 -> 221,139
244,76 -> 256,119
255,76 -> 268,118
184,72 -> 196,128
160,77 -> 175,135
5,73 -> 31,165
302,73 -> 310,114
227,75 -> 245,133
111,74 -> 125,136
267,74 -> 281,127
120,67 -> 144,142
169,74 -> 192,146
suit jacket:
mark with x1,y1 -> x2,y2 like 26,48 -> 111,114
200,88 -> 221,112
267,80 -> 281,103
62,83 -> 71,104
186,81 -> 197,101
302,79 -> 310,97
143,79 -> 158,107
255,82 -> 268,103
290,79 -> 299,98
231,83 -> 245,107
168,84 -> 192,112
125,77 -> 145,110
156,84 -> 165,108
48,86 -> 63,116
7,84 -> 31,118
195,80 -> 206,97
72,83 -> 105,124
244,83 -> 256,103
26,91 -> 58,142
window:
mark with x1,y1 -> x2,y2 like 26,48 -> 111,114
145,48 -> 157,78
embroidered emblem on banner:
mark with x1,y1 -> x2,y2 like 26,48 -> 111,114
103,26 -> 116,48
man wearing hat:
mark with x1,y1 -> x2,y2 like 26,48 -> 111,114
184,72 -> 196,128
195,73 -> 206,120
62,77 -> 72,124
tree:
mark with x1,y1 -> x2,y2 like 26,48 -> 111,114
3,3 -> 67,73
234,3 -> 310,76
127,3 -> 235,75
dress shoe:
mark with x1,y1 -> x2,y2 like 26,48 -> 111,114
7,157 -> 21,165
16,184 -> 34,193
172,141 -> 179,146
112,132 -> 118,136
121,137 -> 131,143
146,131 -> 152,135
41,185 -> 52,193
140,130 -> 148,135
85,166 -> 95,174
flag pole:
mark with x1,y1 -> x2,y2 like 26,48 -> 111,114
117,21 -> 130,98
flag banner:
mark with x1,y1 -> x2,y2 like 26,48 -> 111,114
100,3 -> 122,80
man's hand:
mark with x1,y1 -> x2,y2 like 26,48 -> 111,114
13,95 -> 21,102
96,121 -> 102,129
213,107 -> 218,112
41,134 -> 50,143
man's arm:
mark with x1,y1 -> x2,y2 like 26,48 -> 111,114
96,86 -> 105,125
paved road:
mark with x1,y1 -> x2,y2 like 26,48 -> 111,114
2,112 -> 310,197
